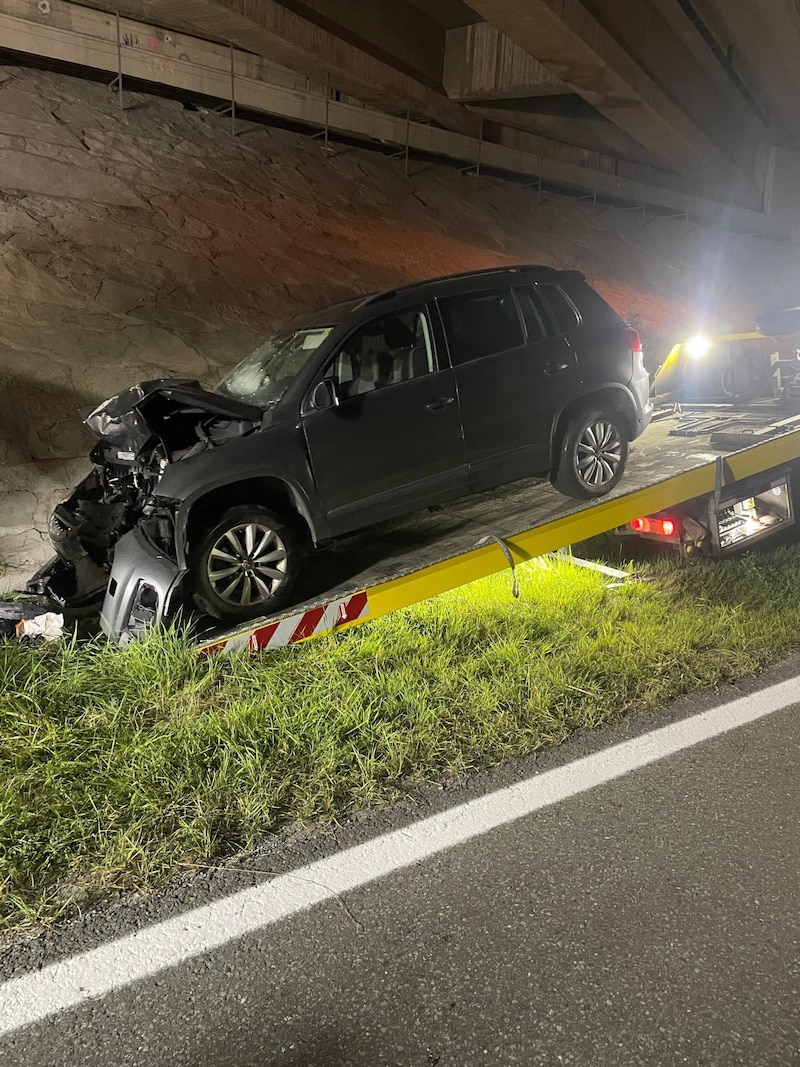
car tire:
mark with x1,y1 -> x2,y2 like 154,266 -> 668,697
189,504 -> 304,622
553,407 -> 629,499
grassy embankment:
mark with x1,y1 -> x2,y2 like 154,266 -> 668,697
2,547 -> 800,933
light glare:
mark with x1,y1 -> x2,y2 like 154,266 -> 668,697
686,334 -> 712,358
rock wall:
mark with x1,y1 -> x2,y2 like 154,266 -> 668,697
1,63 -> 799,583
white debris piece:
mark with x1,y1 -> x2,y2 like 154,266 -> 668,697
15,612 -> 64,642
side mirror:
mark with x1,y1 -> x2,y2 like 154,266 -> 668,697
310,378 -> 339,410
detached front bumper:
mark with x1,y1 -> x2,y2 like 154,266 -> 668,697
100,526 -> 187,643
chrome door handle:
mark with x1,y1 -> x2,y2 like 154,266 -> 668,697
544,361 -> 569,375
427,396 -> 456,410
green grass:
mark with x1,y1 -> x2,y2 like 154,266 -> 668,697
3,546 -> 800,933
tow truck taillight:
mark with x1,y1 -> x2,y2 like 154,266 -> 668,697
623,327 -> 643,353
630,516 -> 678,537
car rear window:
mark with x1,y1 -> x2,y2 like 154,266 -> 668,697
565,281 -> 623,329
438,288 -> 525,364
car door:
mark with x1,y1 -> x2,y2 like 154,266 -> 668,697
437,284 -> 580,491
302,304 -> 468,536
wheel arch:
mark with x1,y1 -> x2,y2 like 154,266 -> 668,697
550,386 -> 637,468
180,477 -> 317,559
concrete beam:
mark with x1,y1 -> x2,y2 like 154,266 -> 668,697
691,0 -> 800,149
460,0 -> 766,206
143,0 -> 480,135
474,98 -> 665,169
275,0 -> 445,89
0,0 -> 335,95
443,22 -> 565,101
577,0 -> 770,195
405,0 -> 482,31
486,120 -> 683,195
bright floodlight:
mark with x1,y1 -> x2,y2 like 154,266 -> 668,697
686,334 -> 712,358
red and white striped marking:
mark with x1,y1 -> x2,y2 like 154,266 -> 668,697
199,591 -> 370,656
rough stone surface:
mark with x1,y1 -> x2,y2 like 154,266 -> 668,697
1,65 -> 799,583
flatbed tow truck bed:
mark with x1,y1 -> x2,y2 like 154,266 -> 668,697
195,404 -> 800,655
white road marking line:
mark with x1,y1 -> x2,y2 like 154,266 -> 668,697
1,676 -> 797,1036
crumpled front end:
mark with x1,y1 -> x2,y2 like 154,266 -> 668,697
30,447 -> 173,610
33,379 -> 262,638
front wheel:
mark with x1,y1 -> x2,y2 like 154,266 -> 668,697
553,408 -> 629,499
189,504 -> 304,622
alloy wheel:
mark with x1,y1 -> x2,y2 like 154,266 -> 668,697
576,419 -> 624,488
205,521 -> 288,607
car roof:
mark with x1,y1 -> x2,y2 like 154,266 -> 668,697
287,295 -> 371,330
284,265 -> 578,332
362,264 -> 577,307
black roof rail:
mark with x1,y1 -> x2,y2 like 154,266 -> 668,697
362,264 -> 558,307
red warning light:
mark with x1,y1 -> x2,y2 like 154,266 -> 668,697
629,516 -> 679,537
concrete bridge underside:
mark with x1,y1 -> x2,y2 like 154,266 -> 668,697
1,0 -> 799,230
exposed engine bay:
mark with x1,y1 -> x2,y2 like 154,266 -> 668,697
27,380 -> 262,608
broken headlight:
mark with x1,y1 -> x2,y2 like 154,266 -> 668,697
139,503 -> 177,560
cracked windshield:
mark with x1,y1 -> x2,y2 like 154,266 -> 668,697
217,327 -> 333,407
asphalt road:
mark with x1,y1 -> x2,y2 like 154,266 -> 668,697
1,663 -> 799,1066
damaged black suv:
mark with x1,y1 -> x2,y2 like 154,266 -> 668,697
36,265 -> 651,640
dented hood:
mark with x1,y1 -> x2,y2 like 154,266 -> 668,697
85,379 -> 263,454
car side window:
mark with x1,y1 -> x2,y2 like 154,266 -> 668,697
438,288 -> 525,365
328,308 -> 436,400
514,286 -> 554,342
538,283 -> 580,335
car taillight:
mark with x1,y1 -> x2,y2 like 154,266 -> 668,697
623,327 -> 642,353
630,516 -> 678,537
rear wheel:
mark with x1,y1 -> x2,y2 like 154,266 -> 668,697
553,408 -> 629,499
189,504 -> 304,622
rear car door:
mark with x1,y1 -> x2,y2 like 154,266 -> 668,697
437,284 -> 580,491
302,304 -> 468,536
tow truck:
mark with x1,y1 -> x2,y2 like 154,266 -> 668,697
5,309 -> 800,654
607,306 -> 800,560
